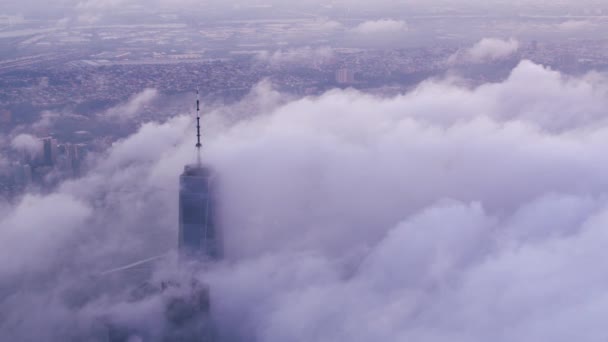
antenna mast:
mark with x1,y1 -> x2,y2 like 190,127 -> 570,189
195,88 -> 202,165
196,88 -> 202,148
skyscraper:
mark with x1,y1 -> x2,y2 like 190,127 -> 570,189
0,109 -> 11,124
97,91 -> 218,340
42,137 -> 58,166
178,89 -> 221,261
335,68 -> 355,84
178,164 -> 220,260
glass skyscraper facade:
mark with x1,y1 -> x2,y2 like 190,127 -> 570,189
178,164 -> 221,260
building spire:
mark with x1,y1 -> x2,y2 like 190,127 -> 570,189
196,88 -> 202,149
195,88 -> 202,166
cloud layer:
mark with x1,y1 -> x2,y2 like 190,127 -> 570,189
202,60 -> 608,342
4,60 -> 608,341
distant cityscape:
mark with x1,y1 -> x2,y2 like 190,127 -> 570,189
0,135 -> 88,199
2,38 -> 608,111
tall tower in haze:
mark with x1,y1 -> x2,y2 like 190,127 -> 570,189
178,90 -> 221,260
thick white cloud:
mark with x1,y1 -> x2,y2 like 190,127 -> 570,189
0,193 -> 91,278
200,61 -> 608,341
10,133 -> 42,157
450,38 -> 520,64
4,60 -> 608,340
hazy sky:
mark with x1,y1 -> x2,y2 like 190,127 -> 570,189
2,0 -> 608,18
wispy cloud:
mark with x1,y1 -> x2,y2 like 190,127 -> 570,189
351,19 -> 408,35
449,38 -> 520,64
